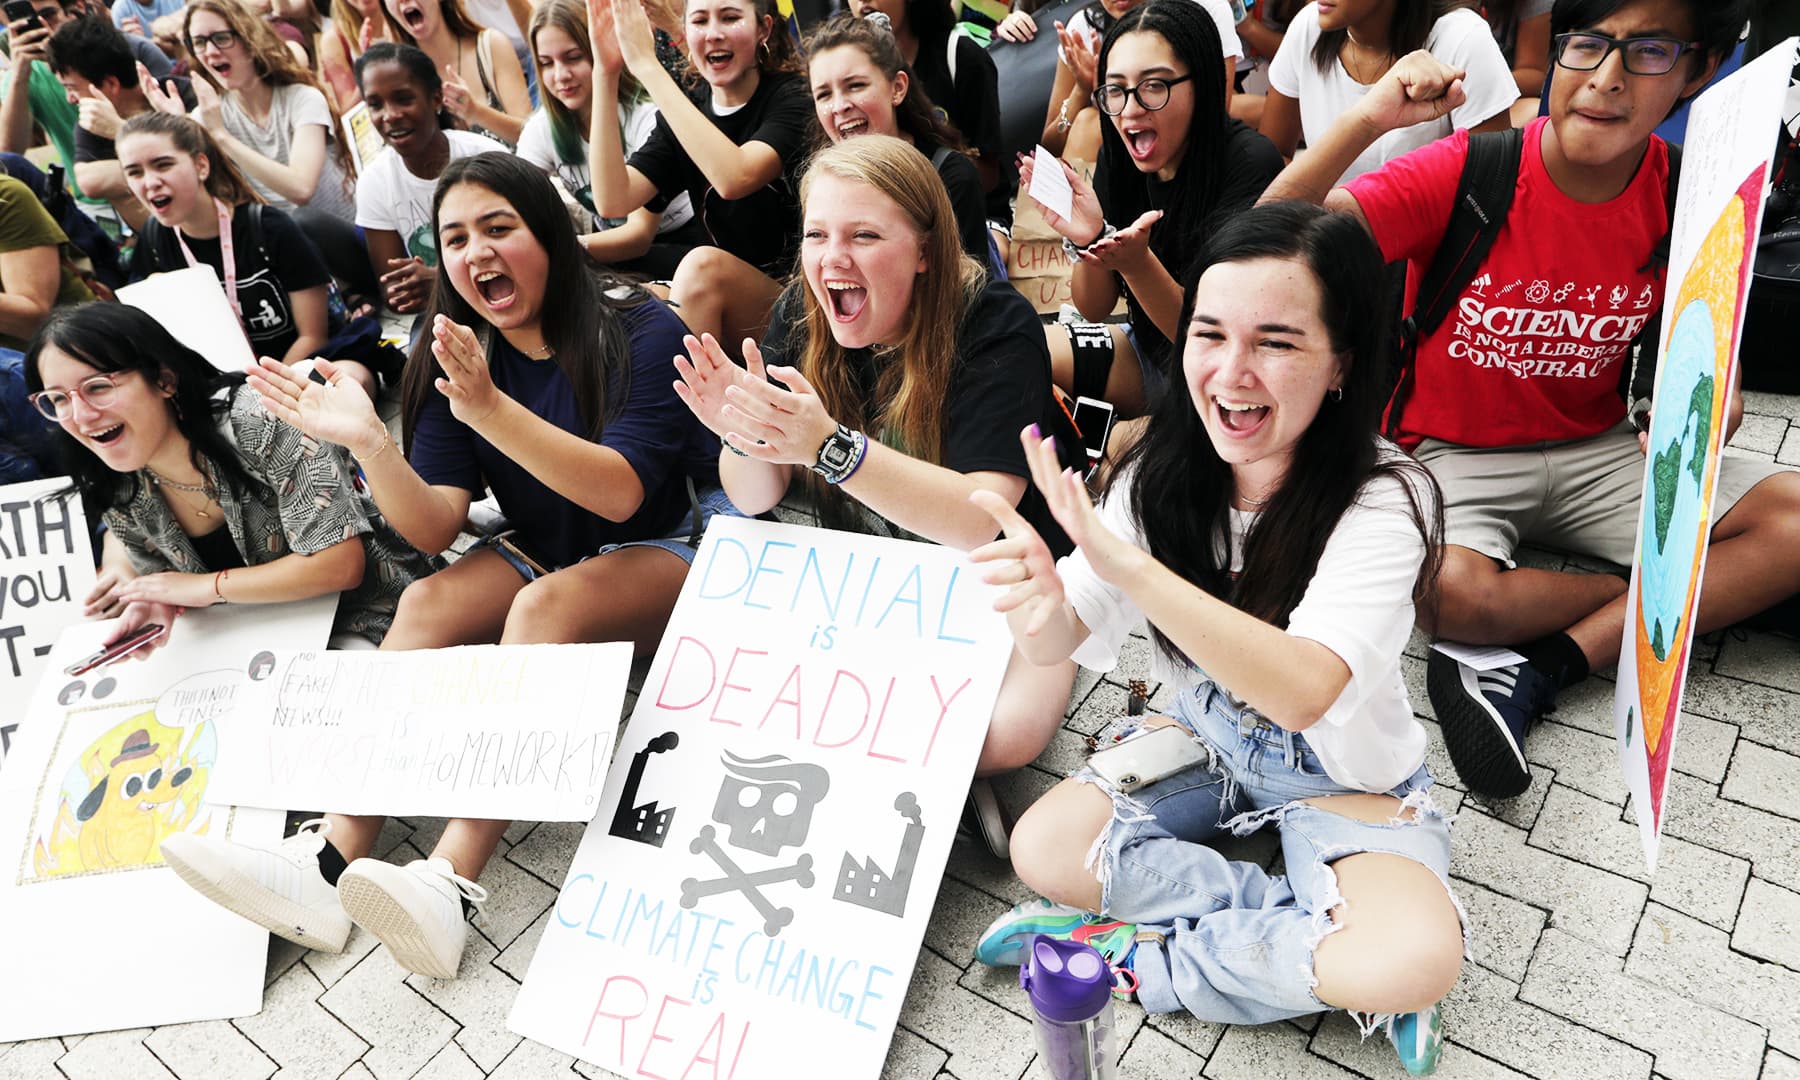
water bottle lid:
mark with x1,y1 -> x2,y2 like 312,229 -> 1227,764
1019,935 -> 1112,1023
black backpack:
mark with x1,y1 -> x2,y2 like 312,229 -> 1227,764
1386,127 -> 1683,439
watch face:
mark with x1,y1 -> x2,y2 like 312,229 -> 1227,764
820,437 -> 853,469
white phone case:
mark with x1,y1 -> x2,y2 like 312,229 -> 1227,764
1087,724 -> 1211,792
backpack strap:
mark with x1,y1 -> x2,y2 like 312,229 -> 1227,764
929,142 -> 954,170
946,24 -> 966,83
1385,126 -> 1525,439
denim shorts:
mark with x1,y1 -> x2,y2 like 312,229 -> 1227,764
477,484 -> 743,583
1076,678 -> 1469,1027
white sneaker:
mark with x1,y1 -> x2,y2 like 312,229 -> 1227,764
161,818 -> 352,952
336,857 -> 487,979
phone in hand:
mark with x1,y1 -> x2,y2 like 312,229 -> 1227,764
64,623 -> 166,677
1087,723 -> 1211,792
3,0 -> 41,32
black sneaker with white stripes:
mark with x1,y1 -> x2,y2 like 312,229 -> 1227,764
1427,650 -> 1558,798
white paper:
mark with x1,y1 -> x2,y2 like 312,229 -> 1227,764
207,642 -> 634,820
0,597 -> 336,1041
1430,641 -> 1528,672
1028,143 -> 1075,223
117,265 -> 255,372
0,478 -> 95,771
1612,38 -> 1796,874
509,517 -> 1013,1080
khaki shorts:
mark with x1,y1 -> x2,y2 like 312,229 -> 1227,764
1414,422 -> 1790,569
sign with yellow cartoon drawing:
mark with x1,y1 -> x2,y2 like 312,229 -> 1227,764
0,597 -> 336,1042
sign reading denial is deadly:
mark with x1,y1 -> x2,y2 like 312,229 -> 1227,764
509,517 -> 1012,1080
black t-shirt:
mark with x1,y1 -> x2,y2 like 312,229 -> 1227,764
1118,120 -> 1284,375
925,138 -> 991,266
628,71 -> 814,277
186,522 -> 246,571
74,82 -> 198,164
128,202 -> 331,361
910,30 -> 1014,223
760,279 -> 1082,555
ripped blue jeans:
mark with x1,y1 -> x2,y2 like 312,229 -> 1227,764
1080,679 -> 1466,1028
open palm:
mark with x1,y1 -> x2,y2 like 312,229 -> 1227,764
246,357 -> 385,453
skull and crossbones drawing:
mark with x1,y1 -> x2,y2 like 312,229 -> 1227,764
678,750 -> 830,937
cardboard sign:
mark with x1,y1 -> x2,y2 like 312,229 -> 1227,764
0,478 -> 95,769
1613,38 -> 1796,872
0,597 -> 336,1041
509,517 -> 1012,1079
340,101 -> 386,176
116,265 -> 257,373
207,643 -> 634,820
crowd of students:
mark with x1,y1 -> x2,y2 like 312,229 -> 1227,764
4,0 -> 1796,1072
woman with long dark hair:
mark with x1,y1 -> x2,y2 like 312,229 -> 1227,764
1025,0 -> 1283,417
970,202 -> 1461,1074
22,302 -> 433,651
1262,0 -> 1515,182
163,152 -> 731,981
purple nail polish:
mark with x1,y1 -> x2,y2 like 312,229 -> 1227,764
1029,423 -> 1042,438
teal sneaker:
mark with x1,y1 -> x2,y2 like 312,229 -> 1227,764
1388,1004 -> 1445,1076
974,897 -> 1137,971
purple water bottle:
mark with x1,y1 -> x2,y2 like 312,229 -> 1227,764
1021,935 -> 1119,1080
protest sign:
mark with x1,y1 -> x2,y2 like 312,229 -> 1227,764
340,101 -> 386,175
1613,38 -> 1796,872
0,597 -> 335,1041
0,478 -> 95,770
117,265 -> 257,373
509,517 -> 1012,1080
207,643 -> 634,820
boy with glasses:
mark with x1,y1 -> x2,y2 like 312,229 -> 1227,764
1262,0 -> 1800,798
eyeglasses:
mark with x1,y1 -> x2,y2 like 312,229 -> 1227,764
1092,73 -> 1193,116
1552,32 -> 1700,76
28,372 -> 133,420
189,29 -> 241,52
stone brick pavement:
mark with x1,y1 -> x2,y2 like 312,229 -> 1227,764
1,394 -> 1796,1080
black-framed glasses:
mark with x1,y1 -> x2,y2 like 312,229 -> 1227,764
27,373 -> 134,420
189,28 -> 241,52
1092,73 -> 1193,116
1552,32 -> 1700,76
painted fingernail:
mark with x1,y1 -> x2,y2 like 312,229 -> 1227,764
1028,423 -> 1041,438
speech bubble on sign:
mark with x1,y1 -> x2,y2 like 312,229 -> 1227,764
155,670 -> 243,729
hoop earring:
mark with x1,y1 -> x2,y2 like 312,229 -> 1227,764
758,39 -> 770,62
1329,387 -> 1344,402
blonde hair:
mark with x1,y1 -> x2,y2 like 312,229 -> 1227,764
795,135 -> 983,470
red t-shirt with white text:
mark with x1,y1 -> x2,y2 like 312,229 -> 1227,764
1346,117 -> 1670,450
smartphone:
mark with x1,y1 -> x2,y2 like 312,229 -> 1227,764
1071,396 -> 1116,465
493,532 -> 550,577
64,623 -> 166,677
3,0 -> 39,31
1087,724 -> 1211,792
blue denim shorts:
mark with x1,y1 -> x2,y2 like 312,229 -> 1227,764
477,484 -> 744,583
1076,678 -> 1469,1026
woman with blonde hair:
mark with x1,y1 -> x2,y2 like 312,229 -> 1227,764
674,134 -> 1085,853
319,0 -> 396,107
151,0 -> 378,307
385,0 -> 532,145
520,0 -> 701,272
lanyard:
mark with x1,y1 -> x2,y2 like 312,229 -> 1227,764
174,198 -> 241,325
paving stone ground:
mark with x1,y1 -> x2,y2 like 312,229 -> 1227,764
2,397 -> 1796,1080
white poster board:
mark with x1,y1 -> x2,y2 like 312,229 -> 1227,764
207,643 -> 634,820
117,265 -> 256,373
1613,38 -> 1796,872
509,518 -> 1012,1079
0,597 -> 336,1041
0,478 -> 95,769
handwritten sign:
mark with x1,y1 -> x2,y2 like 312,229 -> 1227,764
207,643 -> 634,820
508,518 -> 1011,1079
0,597 -> 335,1041
1613,38 -> 1796,873
0,478 -> 95,756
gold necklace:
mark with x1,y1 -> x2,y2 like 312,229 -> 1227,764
148,468 -> 219,519
1342,38 -> 1393,85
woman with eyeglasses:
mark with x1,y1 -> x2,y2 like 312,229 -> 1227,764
21,302 -> 436,657
1024,0 -> 1283,418
1262,0 -> 1515,184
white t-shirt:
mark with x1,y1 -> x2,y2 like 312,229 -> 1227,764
1268,3 -> 1518,183
1060,455 -> 1435,792
221,82 -> 357,222
354,129 -> 508,265
515,99 -> 695,235
1060,0 -> 1243,65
